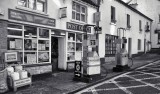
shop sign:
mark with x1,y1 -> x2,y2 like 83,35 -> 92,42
74,61 -> 82,78
0,8 -> 4,15
8,9 -> 55,27
66,22 -> 91,33
59,7 -> 67,18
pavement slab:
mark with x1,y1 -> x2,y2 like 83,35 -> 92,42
95,83 -> 118,89
131,74 -> 156,79
116,80 -> 145,87
127,86 -> 160,94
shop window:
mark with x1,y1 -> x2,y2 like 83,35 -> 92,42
139,20 -> 142,31
105,34 -> 118,56
138,39 -> 141,50
72,2 -> 87,22
111,6 -> 116,23
18,0 -> 46,12
127,14 -> 131,28
7,23 -> 51,65
67,33 -> 83,61
158,33 -> 160,44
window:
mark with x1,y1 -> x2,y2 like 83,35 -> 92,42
111,6 -> 116,23
138,39 -> 141,50
158,33 -> 160,44
139,20 -> 142,31
7,23 -> 51,65
127,14 -> 131,28
18,0 -> 46,12
105,34 -> 118,56
146,22 -> 150,31
72,2 -> 87,22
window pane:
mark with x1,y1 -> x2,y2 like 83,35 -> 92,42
72,2 -> 76,10
18,0 -> 27,7
72,11 -> 75,19
76,13 -> 80,20
29,0 -> 36,9
37,1 -> 44,12
81,14 -> 85,22
76,4 -> 80,12
81,7 -> 86,13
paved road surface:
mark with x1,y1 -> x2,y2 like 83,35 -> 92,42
77,60 -> 160,94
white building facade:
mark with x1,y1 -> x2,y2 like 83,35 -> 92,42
0,0 -> 97,74
98,0 -> 152,59
125,0 -> 160,49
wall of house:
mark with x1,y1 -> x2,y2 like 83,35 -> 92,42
0,0 -> 97,71
128,0 -> 160,48
98,0 -> 151,58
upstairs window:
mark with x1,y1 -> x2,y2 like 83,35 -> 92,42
72,2 -> 87,22
139,20 -> 142,31
127,14 -> 131,28
18,0 -> 46,12
111,6 -> 116,23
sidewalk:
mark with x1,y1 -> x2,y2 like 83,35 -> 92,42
5,53 -> 160,94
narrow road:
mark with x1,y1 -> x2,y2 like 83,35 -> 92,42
77,60 -> 160,94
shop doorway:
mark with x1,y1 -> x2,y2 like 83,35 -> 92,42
128,38 -> 132,57
51,37 -> 59,72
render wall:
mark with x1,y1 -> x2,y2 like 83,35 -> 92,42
98,0 -> 151,58
128,0 -> 160,48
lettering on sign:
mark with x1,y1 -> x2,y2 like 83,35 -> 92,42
8,9 -> 56,27
67,22 -> 91,33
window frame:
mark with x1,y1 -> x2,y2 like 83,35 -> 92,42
105,34 -> 118,56
111,6 -> 116,23
17,0 -> 47,13
139,20 -> 142,31
138,39 -> 141,50
72,1 -> 87,22
127,14 -> 131,28
158,33 -> 160,44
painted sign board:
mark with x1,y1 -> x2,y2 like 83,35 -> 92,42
8,9 -> 56,27
66,22 -> 91,33
74,61 -> 82,78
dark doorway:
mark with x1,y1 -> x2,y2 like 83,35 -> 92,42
51,37 -> 58,72
128,38 -> 132,57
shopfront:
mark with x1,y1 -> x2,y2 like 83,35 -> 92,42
66,22 -> 92,71
4,9 -> 56,75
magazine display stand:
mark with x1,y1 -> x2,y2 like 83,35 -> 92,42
3,52 -> 32,91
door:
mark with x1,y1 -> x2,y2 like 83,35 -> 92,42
51,37 -> 58,72
128,38 -> 132,57
144,39 -> 146,53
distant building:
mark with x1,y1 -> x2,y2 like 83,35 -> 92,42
99,0 -> 152,60
125,0 -> 160,50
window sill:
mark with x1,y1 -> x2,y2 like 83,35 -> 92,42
70,19 -> 87,25
110,22 -> 116,26
16,6 -> 49,16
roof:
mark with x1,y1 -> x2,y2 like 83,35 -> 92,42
116,0 -> 153,21
81,0 -> 99,7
